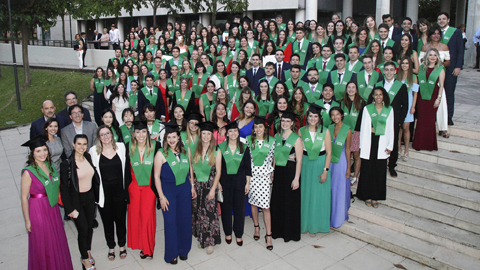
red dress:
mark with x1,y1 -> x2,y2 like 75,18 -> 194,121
159,83 -> 169,121
412,67 -> 439,151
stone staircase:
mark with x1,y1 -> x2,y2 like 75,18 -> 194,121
337,123 -> 480,270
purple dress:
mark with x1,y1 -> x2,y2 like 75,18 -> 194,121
330,141 -> 351,228
26,170 -> 73,270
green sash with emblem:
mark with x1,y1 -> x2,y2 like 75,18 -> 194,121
193,148 -> 216,182
165,148 -> 190,185
131,141 -> 156,186
330,70 -> 353,100
247,135 -> 275,166
357,71 -> 379,101
175,90 -> 193,110
293,39 -> 310,65
274,132 -> 299,166
441,27 -> 456,45
167,77 -> 180,94
418,67 -> 443,100
141,87 -> 159,105
342,103 -> 360,134
95,78 -> 105,93
192,73 -> 209,98
220,141 -> 246,174
23,162 -> 60,207
329,123 -> 350,163
366,103 -> 391,136
300,126 -> 326,161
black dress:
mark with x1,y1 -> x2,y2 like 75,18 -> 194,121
271,145 -> 301,242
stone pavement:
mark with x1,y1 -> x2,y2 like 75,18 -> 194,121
2,68 -> 479,270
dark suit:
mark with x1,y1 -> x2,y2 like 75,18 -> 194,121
30,115 -> 69,139
61,121 -> 98,157
81,36 -> 87,66
392,27 -> 402,39
381,80 -> 408,171
443,27 -> 465,119
273,62 -> 291,82
57,107 -> 92,125
393,31 -> 418,55
246,67 -> 265,95
137,87 -> 166,119
93,33 -> 102,49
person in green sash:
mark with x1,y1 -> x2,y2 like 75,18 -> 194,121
356,55 -> 384,101
192,122 -> 222,254
256,80 -> 274,117
412,48 -> 445,151
306,42 -> 322,70
60,134 -> 100,269
364,16 -> 379,41
326,21 -> 335,40
267,95 -> 290,136
290,87 -> 309,128
366,40 -> 382,67
190,62 -> 209,103
271,81 -> 290,102
166,65 -> 180,98
224,62 -> 241,99
311,25 -> 328,45
292,27 -> 313,69
346,46 -> 363,73
215,88 -> 231,115
211,103 -> 229,145
181,111 -> 201,155
341,82 -> 366,185
329,107 -> 352,228
327,54 -> 357,101
154,123 -> 195,264
199,81 -> 217,121
170,104 -> 187,132
417,18 -> 430,53
396,34 -> 420,74
219,121 -> 252,246
90,67 -> 108,126
286,20 -> 296,44
171,77 -> 195,114
351,28 -> 370,58
271,111 -> 303,241
357,87 -> 394,209
128,80 -> 140,115
101,109 -> 124,143
298,104 -> 332,234
21,135 -> 74,270
143,104 -> 165,143
377,46 -> 398,74
120,108 -> 135,144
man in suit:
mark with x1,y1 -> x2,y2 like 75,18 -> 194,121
57,91 -> 92,124
30,100 -> 69,139
378,24 -> 396,50
273,49 -> 291,82
107,48 -> 126,69
246,54 -> 265,95
377,62 -> 408,177
327,54 -> 357,101
80,32 -> 87,67
437,12 -> 465,125
165,47 -> 182,77
356,55 -> 384,101
93,30 -> 101,49
382,14 -> 402,39
109,24 -> 121,51
137,74 -> 166,121
292,27 -> 312,69
61,104 -> 98,157
393,17 -> 418,53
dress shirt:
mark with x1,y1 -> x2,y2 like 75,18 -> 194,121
364,71 -> 373,83
388,25 -> 394,39
337,69 -> 346,83
384,79 -> 394,92
265,75 -> 273,84
298,38 -> 304,49
323,99 -> 332,111
348,60 -> 358,71
253,67 -> 259,77
248,40 -> 254,48
473,27 -> 480,44
73,122 -> 84,135
109,29 -> 120,43
309,83 -> 318,93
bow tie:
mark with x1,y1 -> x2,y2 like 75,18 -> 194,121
324,101 -> 332,105
230,48 -> 236,52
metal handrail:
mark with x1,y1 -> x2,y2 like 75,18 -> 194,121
0,38 -> 112,49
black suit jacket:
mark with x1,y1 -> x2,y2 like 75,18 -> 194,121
383,80 -> 408,126
81,37 -> 87,52
393,31 -> 418,53
57,107 -> 92,125
137,87 -> 166,119
30,115 -> 69,139
392,27 -> 402,38
273,62 -> 291,82
444,28 -> 465,72
246,67 -> 266,95
93,33 -> 102,49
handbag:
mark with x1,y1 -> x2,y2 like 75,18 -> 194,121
216,189 -> 223,203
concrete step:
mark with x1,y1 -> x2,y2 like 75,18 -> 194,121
448,123 -> 480,140
386,173 -> 480,212
384,187 -> 480,235
436,134 -> 480,155
337,216 -> 480,270
349,202 -> 480,258
408,148 -> 480,174
397,157 -> 480,191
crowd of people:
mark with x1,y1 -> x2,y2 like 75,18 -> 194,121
23,11 -> 464,270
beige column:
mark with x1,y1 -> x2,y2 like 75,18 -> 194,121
343,0 -> 353,19
305,0 -> 318,21
465,0 -> 480,67
406,0 -> 419,23
456,0 -> 467,25
375,0 -> 390,25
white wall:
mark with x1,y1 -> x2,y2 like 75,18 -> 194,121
0,44 -> 114,69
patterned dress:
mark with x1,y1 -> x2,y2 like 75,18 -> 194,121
192,164 -> 222,248
249,140 -> 275,209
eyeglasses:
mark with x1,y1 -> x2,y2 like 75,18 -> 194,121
99,132 -> 112,137
66,97 -> 77,102
71,111 -> 83,116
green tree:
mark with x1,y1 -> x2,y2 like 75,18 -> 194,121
143,0 -> 186,26
186,0 -> 249,25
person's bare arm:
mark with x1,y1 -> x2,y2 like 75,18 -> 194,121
20,170 -> 32,232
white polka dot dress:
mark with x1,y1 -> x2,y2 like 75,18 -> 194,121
249,140 -> 275,209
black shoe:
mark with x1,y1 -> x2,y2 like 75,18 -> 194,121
389,168 -> 398,177
92,219 -> 99,228
140,251 -> 153,259
169,258 -> 178,264
179,255 -> 188,261
448,118 -> 454,126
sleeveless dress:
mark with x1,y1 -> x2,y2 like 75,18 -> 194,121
112,97 -> 129,125
26,170 -> 73,270
249,140 -> 275,208
330,140 -> 351,228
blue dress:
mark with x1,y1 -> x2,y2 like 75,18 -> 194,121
238,120 -> 254,217
403,81 -> 419,123
330,139 -> 351,228
160,162 -> 192,262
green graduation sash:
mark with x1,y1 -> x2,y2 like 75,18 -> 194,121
226,75 -> 238,99
302,84 -> 323,103
150,69 -> 160,81
131,141 -> 156,186
246,41 -> 258,58
285,79 -> 306,98
300,126 -> 326,161
257,99 -> 274,116
201,93 -> 217,121
146,44 -> 157,55
274,132 -> 299,166
366,103 -> 391,136
441,27 -> 456,45
247,135 -> 275,166
95,78 -> 105,94
293,39 -> 310,65
128,90 -> 138,108
346,60 -> 363,73
193,149 -> 216,182
330,70 -> 353,100
112,127 -> 119,142
287,32 -> 296,44
213,73 -> 225,88
220,141 -> 246,174
23,162 -> 59,207
329,123 -> 350,163
342,103 -> 359,134
269,33 -> 278,42
385,80 -> 403,101
317,58 -> 335,73
175,90 -> 193,110
120,124 -> 133,144
165,148 -> 189,185
307,56 -> 321,69
192,73 -> 209,98
180,70 -> 194,79
181,132 -> 197,154
141,86 -> 159,105
150,119 -> 162,137
167,77 -> 180,94
418,67 -> 442,100
357,71 -> 379,101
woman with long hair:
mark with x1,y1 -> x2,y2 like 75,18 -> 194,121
154,123 -> 196,264
366,40 -> 383,67
101,109 -> 124,143
200,81 -> 217,121
90,67 -> 107,125
364,16 -> 379,40
212,103 -> 229,145
261,40 -> 276,60
307,42 -> 323,69
21,136 -> 73,270
357,87 -> 394,208
216,46 -> 233,75
119,108 -> 135,144
157,69 -> 170,121
43,118 -> 64,174
377,46 -> 398,73
180,60 -> 194,78
171,77 -> 195,114
128,80 -> 140,115
268,21 -> 279,42
312,25 -> 327,45
349,21 -> 360,41
247,115 -> 275,250
238,100 -> 256,139
191,62 -> 210,102
341,82 -> 366,185
396,34 -> 420,74
218,121 -> 252,246
181,111 -> 202,154
326,21 -> 335,39
417,18 -> 430,53
192,122 -> 222,254
256,80 -> 274,117
286,20 -> 296,43
289,87 -> 308,127
89,126 -> 128,261
110,83 -> 129,125
231,87 -> 254,121
225,61 -> 241,99
271,111 -> 303,241
328,107 -> 352,228
352,27 -> 370,57
189,49 -> 200,71
170,104 -> 187,132
267,95 -> 290,136
271,81 -> 290,103
74,34 -> 84,69
166,65 -> 180,97
143,104 -> 165,143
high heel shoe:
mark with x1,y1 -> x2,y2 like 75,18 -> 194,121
81,259 -> 96,270
265,234 -> 273,251
236,238 -> 243,246
225,236 -> 232,244
140,250 -> 153,259
253,224 -> 260,241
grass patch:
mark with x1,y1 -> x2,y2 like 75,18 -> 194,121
0,66 -> 93,129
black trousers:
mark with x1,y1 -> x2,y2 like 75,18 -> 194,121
112,43 -> 120,50
98,192 -> 127,249
82,49 -> 87,66
476,44 -> 480,68
220,186 -> 246,238
444,71 -> 457,119
388,122 -> 401,170
73,189 -> 96,259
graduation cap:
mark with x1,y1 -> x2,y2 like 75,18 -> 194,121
253,114 -> 268,126
21,135 -> 47,151
198,121 -> 218,133
133,120 -> 148,130
224,121 -> 239,131
162,122 -> 180,134
165,39 -> 175,45
280,110 -> 297,121
307,102 -> 325,115
242,16 -> 252,24
186,111 -> 203,122
230,22 -> 240,30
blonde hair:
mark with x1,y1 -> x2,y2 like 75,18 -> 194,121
130,129 -> 153,157
95,125 -> 118,154
422,48 -> 442,71
193,132 -> 216,166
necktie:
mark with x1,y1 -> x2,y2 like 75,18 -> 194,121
311,85 -> 315,93
277,64 -> 282,80
253,68 -> 257,77
324,101 -> 332,105
150,89 -> 153,96
442,30 -> 445,37
323,61 -> 327,71
338,73 -> 343,82
298,41 -> 301,50
382,41 -> 385,48
368,74 -> 371,83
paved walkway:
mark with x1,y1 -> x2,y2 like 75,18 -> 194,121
2,68 -> 479,270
